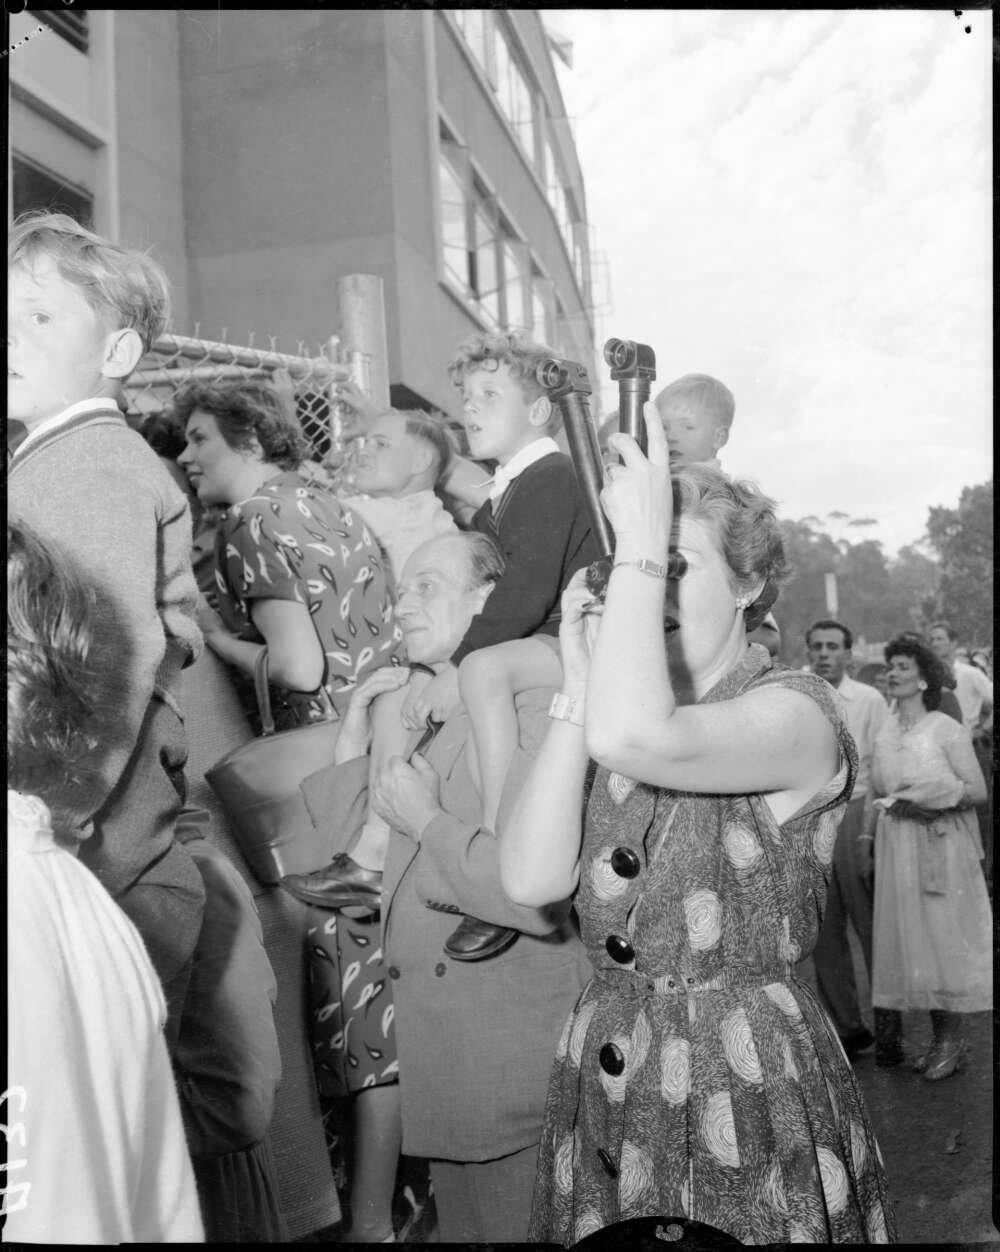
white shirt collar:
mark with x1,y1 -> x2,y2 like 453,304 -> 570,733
16,398 -> 122,456
835,674 -> 857,699
487,437 -> 560,502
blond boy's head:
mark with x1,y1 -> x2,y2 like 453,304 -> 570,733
8,212 -> 170,427
447,332 -> 561,465
654,373 -> 735,470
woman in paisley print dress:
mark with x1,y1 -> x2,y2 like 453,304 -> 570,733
175,379 -> 405,1243
501,404 -> 895,1245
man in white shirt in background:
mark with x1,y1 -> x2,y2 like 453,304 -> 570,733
807,619 -> 890,1060
928,621 -> 994,740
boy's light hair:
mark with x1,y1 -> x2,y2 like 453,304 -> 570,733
657,373 -> 735,431
447,331 -> 559,412
9,211 -> 171,355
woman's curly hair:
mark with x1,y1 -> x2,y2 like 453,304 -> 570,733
172,378 -> 311,471
672,464 -> 790,597
8,520 -> 101,842
883,635 -> 948,711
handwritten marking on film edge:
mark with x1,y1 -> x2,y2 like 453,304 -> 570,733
1,1087 -> 31,1215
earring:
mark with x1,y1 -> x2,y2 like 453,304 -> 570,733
735,594 -> 751,611
918,681 -> 927,691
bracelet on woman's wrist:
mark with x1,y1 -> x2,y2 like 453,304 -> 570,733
548,692 -> 585,726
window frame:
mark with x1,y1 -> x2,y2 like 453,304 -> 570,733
12,151 -> 95,226
438,140 -> 472,295
31,7 -> 90,54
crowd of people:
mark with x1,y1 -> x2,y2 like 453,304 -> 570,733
6,209 -> 992,1245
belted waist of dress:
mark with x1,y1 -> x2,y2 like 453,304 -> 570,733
592,964 -> 794,997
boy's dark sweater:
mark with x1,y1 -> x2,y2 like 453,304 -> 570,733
451,451 -> 601,666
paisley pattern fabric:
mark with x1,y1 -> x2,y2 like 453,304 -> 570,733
529,645 -> 897,1246
215,470 -> 402,728
214,471 -> 402,1094
307,906 -> 398,1097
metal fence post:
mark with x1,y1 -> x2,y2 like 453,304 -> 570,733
337,274 -> 391,411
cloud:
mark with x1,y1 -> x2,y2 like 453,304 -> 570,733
558,10 -> 992,552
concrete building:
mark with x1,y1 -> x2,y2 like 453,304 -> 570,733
9,8 -> 596,414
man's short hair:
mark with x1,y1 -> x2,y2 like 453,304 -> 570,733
929,620 -> 957,642
446,332 -> 558,408
806,619 -> 853,650
656,374 -> 735,431
9,211 -> 171,355
429,531 -> 505,591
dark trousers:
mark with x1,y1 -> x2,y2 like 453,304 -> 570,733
78,689 -> 205,1036
428,1142 -> 539,1243
814,794 -> 873,1037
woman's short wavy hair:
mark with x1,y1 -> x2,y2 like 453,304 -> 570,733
8,520 -> 100,844
672,464 -> 790,598
883,635 -> 948,711
172,378 -> 311,471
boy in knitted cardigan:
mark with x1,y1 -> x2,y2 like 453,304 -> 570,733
8,212 -> 204,1032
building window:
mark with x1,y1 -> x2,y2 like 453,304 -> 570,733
453,8 -> 491,78
439,150 -> 469,292
543,137 -> 559,203
453,12 -> 536,161
12,153 -> 94,226
493,25 -> 534,156
31,7 -> 89,54
471,200 -> 500,328
438,121 -> 546,335
542,131 -> 578,259
573,236 -> 588,295
502,240 -> 528,333
554,298 -> 573,361
531,271 -> 553,346
556,184 -> 576,257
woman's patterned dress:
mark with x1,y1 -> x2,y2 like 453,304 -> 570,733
529,646 -> 896,1245
216,470 -> 402,729
215,471 -> 402,1096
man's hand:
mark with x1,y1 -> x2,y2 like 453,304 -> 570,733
335,665 -> 411,764
401,664 -> 461,729
196,595 -> 226,638
370,753 -> 442,841
335,377 -> 385,428
558,568 -> 602,698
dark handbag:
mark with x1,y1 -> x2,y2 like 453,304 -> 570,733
206,649 -> 342,885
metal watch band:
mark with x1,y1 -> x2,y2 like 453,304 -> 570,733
612,557 -> 667,579
548,692 -> 585,726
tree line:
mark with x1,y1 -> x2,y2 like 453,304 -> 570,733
775,479 -> 992,666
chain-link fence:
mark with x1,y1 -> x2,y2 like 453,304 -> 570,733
124,331 -> 378,481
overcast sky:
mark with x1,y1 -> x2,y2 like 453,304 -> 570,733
551,9 -> 992,556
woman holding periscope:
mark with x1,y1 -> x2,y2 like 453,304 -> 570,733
501,404 -> 895,1244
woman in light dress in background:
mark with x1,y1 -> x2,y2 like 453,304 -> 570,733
867,635 -> 991,1079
